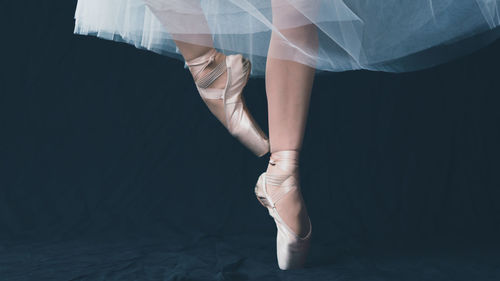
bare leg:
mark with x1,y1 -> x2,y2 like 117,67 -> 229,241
144,0 -> 228,128
174,38 -> 229,124
145,0 -> 227,89
266,37 -> 316,152
265,1 -> 319,237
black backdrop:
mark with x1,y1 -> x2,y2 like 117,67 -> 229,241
1,1 -> 500,280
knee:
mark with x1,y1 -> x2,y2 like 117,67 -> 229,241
271,0 -> 320,31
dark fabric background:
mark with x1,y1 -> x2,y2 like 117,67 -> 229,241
1,1 -> 500,280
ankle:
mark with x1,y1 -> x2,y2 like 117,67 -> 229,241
188,53 -> 221,75
266,150 -> 300,176
186,49 -> 227,89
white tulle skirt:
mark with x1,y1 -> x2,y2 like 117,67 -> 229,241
74,0 -> 500,76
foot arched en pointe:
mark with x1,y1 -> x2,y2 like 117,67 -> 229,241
254,150 -> 312,270
185,48 -> 270,157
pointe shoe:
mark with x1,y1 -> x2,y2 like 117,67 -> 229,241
254,151 -> 312,270
185,48 -> 269,157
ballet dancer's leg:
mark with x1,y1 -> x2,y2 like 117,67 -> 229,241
143,0 -> 269,156
143,0 -> 227,124
144,0 -> 226,88
144,0 -> 228,121
173,36 -> 227,90
173,36 -> 228,124
264,0 -> 319,238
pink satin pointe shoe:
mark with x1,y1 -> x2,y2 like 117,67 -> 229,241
254,150 -> 312,270
185,48 -> 269,157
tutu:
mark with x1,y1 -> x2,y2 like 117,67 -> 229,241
73,0 -> 500,76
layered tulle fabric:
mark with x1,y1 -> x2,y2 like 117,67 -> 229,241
74,0 -> 500,76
